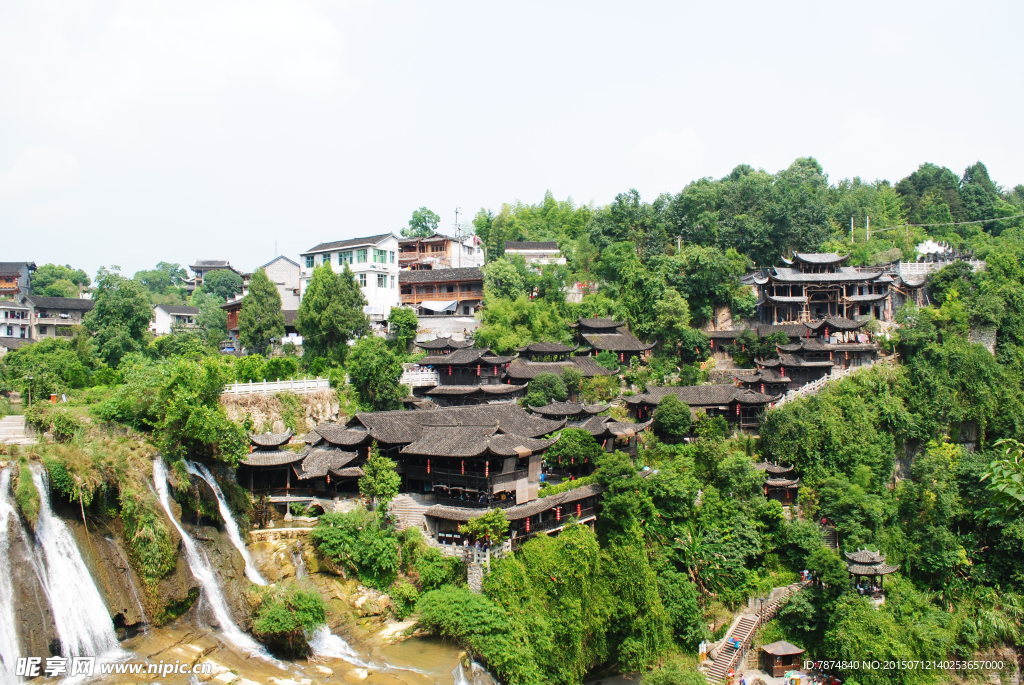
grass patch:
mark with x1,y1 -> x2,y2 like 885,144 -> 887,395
155,587 -> 200,626
14,461 -> 39,529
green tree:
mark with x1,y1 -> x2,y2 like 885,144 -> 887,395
191,290 -> 229,345
252,582 -> 327,657
200,269 -> 243,300
388,306 -> 419,353
403,206 -> 441,238
544,427 -> 603,467
31,263 -> 90,297
311,508 -> 401,589
84,267 -> 153,367
525,372 -> 568,407
133,262 -> 186,296
238,269 -> 285,356
347,336 -> 405,410
359,448 -> 401,510
459,509 -> 510,544
296,264 -> 368,365
483,256 -> 532,301
653,395 -> 691,443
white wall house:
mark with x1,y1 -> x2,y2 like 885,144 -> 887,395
261,255 -> 302,310
151,304 -> 201,335
299,233 -> 401,322
503,240 -> 566,267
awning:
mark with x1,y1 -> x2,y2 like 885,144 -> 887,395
419,300 -> 457,313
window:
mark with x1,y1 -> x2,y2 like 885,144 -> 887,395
339,251 -> 353,265
431,244 -> 444,253
377,274 -> 387,288
373,248 -> 388,264
390,275 -> 395,288
356,249 -> 368,263
322,253 -> 331,265
389,251 -> 395,264
305,255 -> 314,268
358,273 -> 367,287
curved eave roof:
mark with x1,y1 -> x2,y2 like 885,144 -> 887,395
241,449 -> 304,467
848,562 -> 899,575
249,429 -> 293,447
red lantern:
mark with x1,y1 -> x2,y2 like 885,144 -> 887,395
824,327 -> 830,338
710,339 -> 715,349
525,518 -> 531,533
476,364 -> 481,376
735,404 -> 741,416
326,474 -> 331,484
556,507 -> 561,522
760,383 -> 765,394
576,503 -> 582,517
448,365 -> 452,375
619,352 -> 625,362
780,366 -> 785,377
493,365 -> 497,375
427,459 -> 431,474
485,462 -> 489,477
461,459 -> 465,475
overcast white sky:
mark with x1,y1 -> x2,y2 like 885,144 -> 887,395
2,0 -> 1022,277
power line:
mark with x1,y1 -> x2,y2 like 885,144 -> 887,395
866,212 -> 1024,233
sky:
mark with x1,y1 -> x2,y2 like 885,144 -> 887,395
2,0 -> 1023,277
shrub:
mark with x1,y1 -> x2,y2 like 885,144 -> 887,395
595,350 -> 621,371
311,508 -> 400,589
15,462 -> 39,529
413,548 -> 465,591
389,580 -> 420,619
25,405 -> 85,442
525,373 -> 568,407
251,582 -> 327,657
119,486 -> 177,585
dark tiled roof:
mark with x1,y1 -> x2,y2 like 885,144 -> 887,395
240,449 -> 304,467
416,336 -> 474,350
581,332 -> 655,352
293,447 -> 358,480
769,266 -> 883,283
350,404 -> 564,444
419,348 -> 513,365
518,341 -> 577,354
425,483 -> 603,522
0,337 -> 33,350
735,369 -> 791,384
426,385 -> 526,396
804,315 -> 866,332
398,233 -> 449,244
312,424 -> 370,447
625,385 -> 779,407
848,562 -> 899,575
753,462 -> 794,475
399,267 -> 483,284
578,415 -> 652,438
529,401 -> 607,417
478,384 -> 527,395
761,641 -> 806,656
707,324 -> 808,340
765,477 -> 800,488
249,430 -> 293,447
574,317 -> 623,330
305,233 -> 394,253
504,241 -> 559,251
400,426 -> 557,458
191,259 -> 232,268
505,357 -> 616,380
283,310 -> 298,326
157,304 -> 200,316
791,252 -> 849,265
845,549 -> 886,564
23,295 -> 95,311
0,262 -> 35,274
332,466 -> 365,478
756,353 -> 834,369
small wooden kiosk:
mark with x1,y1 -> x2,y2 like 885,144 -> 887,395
761,640 -> 806,677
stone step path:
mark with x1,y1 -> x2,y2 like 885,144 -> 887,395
388,493 -> 429,531
0,415 -> 35,445
822,525 -> 839,550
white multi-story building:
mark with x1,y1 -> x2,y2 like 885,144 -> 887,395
300,233 -> 401,322
503,241 -> 566,267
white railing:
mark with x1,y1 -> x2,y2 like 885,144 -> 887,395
400,366 -> 440,388
774,355 -> 897,408
222,377 -> 330,396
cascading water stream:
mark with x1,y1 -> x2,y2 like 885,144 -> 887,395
306,626 -> 372,668
151,459 -> 275,662
0,469 -> 23,685
185,461 -> 266,585
30,465 -> 122,661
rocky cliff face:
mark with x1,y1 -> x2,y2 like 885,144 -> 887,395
220,390 -> 343,434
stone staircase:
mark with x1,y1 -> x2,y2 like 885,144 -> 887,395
388,493 -> 430,532
0,415 -> 35,445
822,525 -> 839,550
702,581 -> 807,683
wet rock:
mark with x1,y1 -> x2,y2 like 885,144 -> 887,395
8,515 -> 57,657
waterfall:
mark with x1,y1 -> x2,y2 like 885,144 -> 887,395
29,465 -> 122,660
0,469 -> 22,684
152,459 -> 274,661
185,461 -> 266,586
292,545 -> 307,579
452,660 -> 499,685
306,626 -> 372,668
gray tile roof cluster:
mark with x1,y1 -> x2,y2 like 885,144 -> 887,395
425,384 -> 526,396
240,449 -> 304,467
157,304 -> 200,316
518,341 -> 577,354
249,429 -> 293,447
735,369 -> 792,384
790,252 -> 849,265
305,233 -> 394,253
0,337 -> 33,350
528,401 -> 607,417
416,336 -> 474,350
756,354 -> 834,369
309,424 -> 370,447
398,267 -> 483,284
768,266 -> 883,283
753,462 -> 795,475
0,262 -> 35,274
707,324 -> 808,339
761,641 -> 806,656
574,317 -> 623,330
419,348 -> 514,365
581,331 -> 655,352
293,447 -> 359,480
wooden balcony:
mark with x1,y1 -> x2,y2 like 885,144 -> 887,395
400,290 -> 482,304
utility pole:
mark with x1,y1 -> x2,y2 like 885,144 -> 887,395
866,216 -> 870,241
454,207 -> 463,268
850,217 -> 854,242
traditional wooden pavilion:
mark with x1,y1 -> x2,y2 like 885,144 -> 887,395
238,430 -> 303,492
572,317 -> 655,363
417,347 -> 514,386
846,549 -> 899,595
238,425 -> 373,495
517,341 -> 578,361
761,641 -> 806,677
754,462 -> 800,504
528,401 -> 608,422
